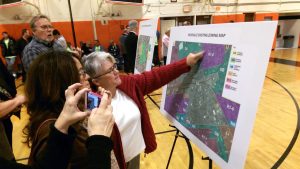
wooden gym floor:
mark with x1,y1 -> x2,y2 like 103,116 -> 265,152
11,48 -> 300,168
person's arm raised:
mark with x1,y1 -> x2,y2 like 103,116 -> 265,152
131,51 -> 205,95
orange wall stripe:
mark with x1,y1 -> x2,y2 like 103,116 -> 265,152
212,14 -> 245,24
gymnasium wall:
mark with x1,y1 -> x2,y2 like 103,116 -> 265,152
210,13 -> 279,49
278,19 -> 300,48
0,0 -> 298,57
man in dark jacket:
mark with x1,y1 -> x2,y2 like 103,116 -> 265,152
0,32 -> 16,77
16,29 -> 31,81
124,20 -> 138,73
119,28 -> 129,72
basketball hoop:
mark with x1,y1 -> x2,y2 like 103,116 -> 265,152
106,0 -> 144,6
0,1 -> 25,9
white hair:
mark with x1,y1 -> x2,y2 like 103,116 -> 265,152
82,52 -> 116,78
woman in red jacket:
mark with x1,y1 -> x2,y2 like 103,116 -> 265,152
82,51 -> 204,169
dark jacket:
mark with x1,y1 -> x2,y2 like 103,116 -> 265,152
119,33 -> 128,55
0,123 -> 113,169
124,31 -> 138,73
16,37 -> 30,58
0,37 -> 16,57
108,44 -> 120,59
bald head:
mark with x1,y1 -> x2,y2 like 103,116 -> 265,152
128,20 -> 138,31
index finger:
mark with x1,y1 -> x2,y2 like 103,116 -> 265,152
73,87 -> 90,103
97,92 -> 109,111
195,51 -> 205,59
65,83 -> 82,98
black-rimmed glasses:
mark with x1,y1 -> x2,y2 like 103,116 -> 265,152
39,25 -> 53,31
92,63 -> 117,79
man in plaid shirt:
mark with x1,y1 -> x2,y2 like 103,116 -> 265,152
22,15 -> 65,72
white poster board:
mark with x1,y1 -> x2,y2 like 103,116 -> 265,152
160,21 -> 277,169
134,18 -> 158,74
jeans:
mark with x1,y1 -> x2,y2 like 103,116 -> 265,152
5,56 -> 16,76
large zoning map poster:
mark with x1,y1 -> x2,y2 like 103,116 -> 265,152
134,18 -> 158,74
160,21 -> 277,169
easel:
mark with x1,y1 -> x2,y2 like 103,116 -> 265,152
155,125 -> 214,169
146,87 -> 213,169
156,125 -> 194,169
145,90 -> 194,169
202,156 -> 213,169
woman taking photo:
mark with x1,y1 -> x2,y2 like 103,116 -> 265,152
23,50 -> 116,169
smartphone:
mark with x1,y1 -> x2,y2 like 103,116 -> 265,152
85,91 -> 102,110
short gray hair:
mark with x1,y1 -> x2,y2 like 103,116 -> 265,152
128,20 -> 138,30
82,52 -> 116,78
30,14 -> 51,31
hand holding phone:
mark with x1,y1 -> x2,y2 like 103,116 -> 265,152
88,91 -> 114,137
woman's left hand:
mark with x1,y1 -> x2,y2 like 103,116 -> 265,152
55,83 -> 90,134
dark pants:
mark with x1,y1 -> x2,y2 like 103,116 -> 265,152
152,45 -> 160,66
127,54 -> 135,73
126,154 -> 140,169
2,118 -> 13,148
123,54 -> 131,73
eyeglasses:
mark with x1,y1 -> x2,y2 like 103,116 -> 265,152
93,63 -> 117,79
39,25 -> 53,31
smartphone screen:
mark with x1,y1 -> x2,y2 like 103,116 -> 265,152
85,92 -> 102,110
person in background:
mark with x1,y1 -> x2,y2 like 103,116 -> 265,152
93,40 -> 105,52
183,21 -> 192,26
119,27 -> 129,72
0,59 -> 26,161
82,50 -> 204,169
22,14 -> 65,72
53,29 -> 67,49
162,29 -> 170,65
0,32 -> 17,78
81,42 -> 91,56
16,29 -> 31,82
124,20 -> 138,74
66,42 -> 74,52
108,40 -> 122,70
152,30 -> 161,66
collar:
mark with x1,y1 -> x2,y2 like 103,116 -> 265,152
34,36 -> 54,47
129,31 -> 137,35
